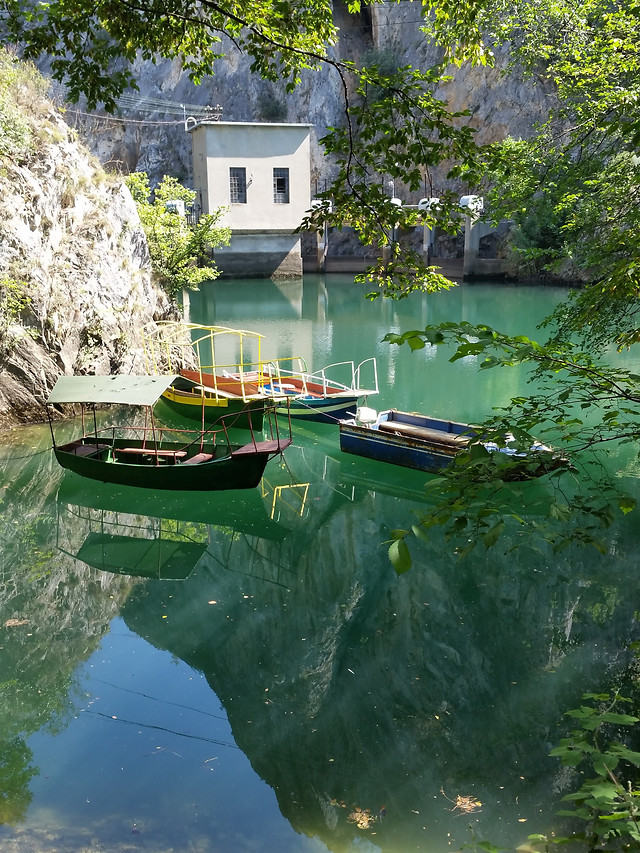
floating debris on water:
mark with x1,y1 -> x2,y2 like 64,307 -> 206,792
441,788 -> 482,814
348,806 -> 377,829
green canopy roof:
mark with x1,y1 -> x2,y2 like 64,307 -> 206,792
47,375 -> 179,406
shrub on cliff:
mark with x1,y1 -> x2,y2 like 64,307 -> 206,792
0,50 -> 36,161
126,172 -> 230,297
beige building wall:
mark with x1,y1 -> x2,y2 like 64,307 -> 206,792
190,121 -> 312,277
190,121 -> 312,230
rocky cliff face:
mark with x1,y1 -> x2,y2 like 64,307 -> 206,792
0,70 -> 175,429
66,6 -> 552,202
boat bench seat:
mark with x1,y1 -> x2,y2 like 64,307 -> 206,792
181,370 -> 262,397
378,420 -> 471,446
61,442 -> 110,457
117,447 -> 187,459
231,438 -> 293,456
58,441 -> 109,456
182,452 -> 214,465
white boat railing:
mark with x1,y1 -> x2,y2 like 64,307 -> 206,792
142,322 -> 379,401
262,357 -> 379,397
318,357 -> 379,395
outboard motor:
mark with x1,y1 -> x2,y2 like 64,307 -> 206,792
356,406 -> 378,425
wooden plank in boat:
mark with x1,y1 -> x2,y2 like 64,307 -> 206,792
377,420 -> 471,446
182,452 -> 214,465
117,447 -> 188,458
58,441 -> 110,457
231,439 -> 293,456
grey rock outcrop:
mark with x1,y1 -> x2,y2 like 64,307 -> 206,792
65,9 -> 552,201
0,96 -> 174,429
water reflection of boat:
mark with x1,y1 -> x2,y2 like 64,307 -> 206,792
63,518 -> 207,580
285,420 -> 432,504
57,474 -> 290,541
56,472 -> 295,580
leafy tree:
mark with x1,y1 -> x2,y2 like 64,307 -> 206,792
385,321 -> 638,571
125,172 -> 230,297
536,692 -> 640,850
381,0 -> 640,569
480,0 -> 640,295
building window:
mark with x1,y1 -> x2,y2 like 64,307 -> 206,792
229,167 -> 247,204
273,168 -> 290,204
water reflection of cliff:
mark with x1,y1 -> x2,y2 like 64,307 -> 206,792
4,418 -> 640,851
0,425 -> 135,825
117,454 -> 640,852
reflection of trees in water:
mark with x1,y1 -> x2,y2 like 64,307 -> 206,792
0,427 -> 135,826
1,415 -> 640,849
0,739 -> 36,824
121,484 -> 640,851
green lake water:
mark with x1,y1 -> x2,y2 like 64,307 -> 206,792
1,275 -> 640,852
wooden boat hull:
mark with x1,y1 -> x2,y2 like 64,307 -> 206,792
274,394 -> 359,424
339,417 -> 464,472
54,437 -> 291,491
159,385 -> 267,429
339,409 -> 563,477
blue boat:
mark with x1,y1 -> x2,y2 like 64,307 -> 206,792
260,360 -> 377,424
339,408 -> 564,478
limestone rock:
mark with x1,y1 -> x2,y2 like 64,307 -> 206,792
0,97 -> 175,429
63,15 -> 552,203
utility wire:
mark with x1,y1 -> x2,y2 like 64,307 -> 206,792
50,80 -> 222,125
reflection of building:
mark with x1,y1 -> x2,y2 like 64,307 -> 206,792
189,121 -> 312,279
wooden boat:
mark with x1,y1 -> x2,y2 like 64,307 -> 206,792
142,322 -> 379,425
158,373 -> 269,429
46,374 -> 292,491
229,357 -> 379,424
339,408 -> 563,478
142,323 -> 285,427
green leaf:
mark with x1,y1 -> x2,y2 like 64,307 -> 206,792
475,842 -> 504,853
407,337 -> 426,351
411,524 -> 431,542
389,528 -> 409,540
482,520 -> 505,548
618,496 -> 637,514
598,712 -> 639,725
389,539 -> 412,574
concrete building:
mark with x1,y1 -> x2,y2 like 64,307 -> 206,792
189,121 -> 312,278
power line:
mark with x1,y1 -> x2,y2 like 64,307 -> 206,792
50,80 -> 222,124
63,108 -> 186,126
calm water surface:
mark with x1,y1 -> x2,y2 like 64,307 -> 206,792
1,275 -> 640,852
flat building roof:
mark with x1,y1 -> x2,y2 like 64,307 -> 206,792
188,120 -> 313,132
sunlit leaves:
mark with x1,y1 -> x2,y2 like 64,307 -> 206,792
125,172 -> 230,296
1,0 -> 338,108
388,537 -> 412,575
379,320 -> 640,561
546,693 -> 640,849
479,0 -> 640,343
0,0 -> 490,290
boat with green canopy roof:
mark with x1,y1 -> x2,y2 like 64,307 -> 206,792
46,374 -> 292,491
